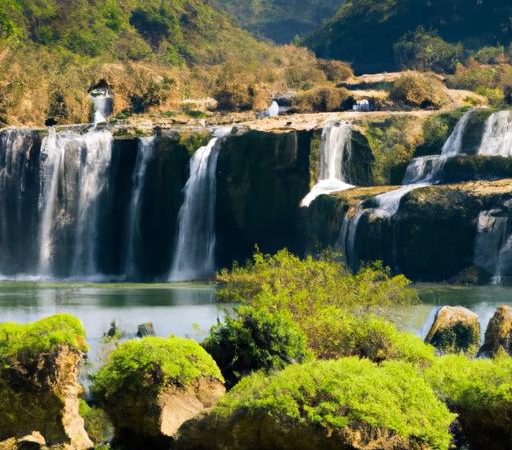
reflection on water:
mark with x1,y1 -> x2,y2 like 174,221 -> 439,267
0,282 -> 225,368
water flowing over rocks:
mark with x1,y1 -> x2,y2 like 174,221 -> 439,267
478,305 -> 512,357
425,306 -> 480,355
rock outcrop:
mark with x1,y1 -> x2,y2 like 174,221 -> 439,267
478,305 -> 512,357
425,306 -> 480,355
92,337 -> 225,450
0,316 -> 92,450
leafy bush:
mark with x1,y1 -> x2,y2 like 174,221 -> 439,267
293,86 -> 350,112
214,358 -> 455,450
426,355 -> 512,450
471,45 -> 507,65
91,336 -> 223,401
306,308 -> 435,365
390,72 -> 449,109
202,306 -> 311,388
0,314 -> 87,363
394,28 -> 464,73
316,59 -> 353,83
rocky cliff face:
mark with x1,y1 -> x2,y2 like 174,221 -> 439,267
0,346 -> 91,449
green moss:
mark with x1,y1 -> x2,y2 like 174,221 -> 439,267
92,336 -> 223,401
307,309 -> 435,365
202,306 -> 311,388
178,131 -> 211,156
79,400 -> 113,445
429,323 -> 480,356
214,358 -> 455,449
0,314 -> 87,365
426,355 -> 512,450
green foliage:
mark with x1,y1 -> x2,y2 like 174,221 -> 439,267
79,400 -> 113,445
216,250 -> 418,361
0,314 -> 87,364
307,308 -> 435,365
426,355 -> 512,450
394,28 -> 464,73
91,336 -> 223,401
202,306 -> 311,388
304,0 -> 512,73
178,131 -> 211,156
471,45 -> 507,65
390,72 -> 449,109
215,358 -> 455,449
429,323 -> 480,356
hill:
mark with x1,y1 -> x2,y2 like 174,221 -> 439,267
211,0 -> 344,43
304,0 -> 512,73
0,0 -> 332,126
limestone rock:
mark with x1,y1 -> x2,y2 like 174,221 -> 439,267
0,346 -> 93,450
110,378 -> 225,450
425,306 -> 480,355
478,305 -> 512,357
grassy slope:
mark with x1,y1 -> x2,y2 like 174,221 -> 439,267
304,0 -> 512,73
0,0 -> 327,125
211,0 -> 344,43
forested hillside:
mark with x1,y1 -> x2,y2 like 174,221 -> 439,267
211,0 -> 344,43
304,0 -> 512,73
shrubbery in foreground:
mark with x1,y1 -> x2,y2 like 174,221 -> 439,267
202,306 -> 311,388
426,355 -> 512,450
197,358 -> 455,450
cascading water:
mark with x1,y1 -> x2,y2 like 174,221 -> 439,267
477,110 -> 512,156
90,87 -> 113,125
301,122 -> 354,207
123,137 -> 155,278
340,110 -> 474,270
71,129 -> 113,278
169,127 -> 232,282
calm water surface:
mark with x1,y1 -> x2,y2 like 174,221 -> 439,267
1,281 -> 512,363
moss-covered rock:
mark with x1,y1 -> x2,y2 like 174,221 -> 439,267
426,355 -> 512,450
425,306 -> 480,355
92,337 -> 225,450
478,305 -> 512,357
0,314 -> 91,449
177,358 -> 455,450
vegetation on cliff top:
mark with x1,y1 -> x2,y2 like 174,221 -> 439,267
214,358 -> 455,449
0,314 -> 87,363
92,336 -> 223,399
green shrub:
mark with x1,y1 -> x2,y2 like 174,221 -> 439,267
0,314 -> 87,364
91,336 -> 223,401
426,355 -> 512,450
214,358 -> 455,450
307,308 -> 435,365
293,86 -> 350,112
394,28 -> 464,73
202,307 -> 311,388
471,45 -> 507,65
390,72 -> 449,109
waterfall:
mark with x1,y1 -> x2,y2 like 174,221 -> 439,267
477,110 -> 512,157
38,128 -> 65,276
71,129 -> 113,277
90,87 -> 113,124
124,137 -> 155,278
301,122 -> 354,207
473,210 -> 509,278
338,110 -> 474,270
169,127 -> 232,282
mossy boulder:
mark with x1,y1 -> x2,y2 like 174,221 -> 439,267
478,305 -> 512,357
0,314 -> 92,449
425,306 -> 480,355
426,355 -> 512,450
390,72 -> 449,109
177,358 -> 455,450
92,337 -> 225,450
